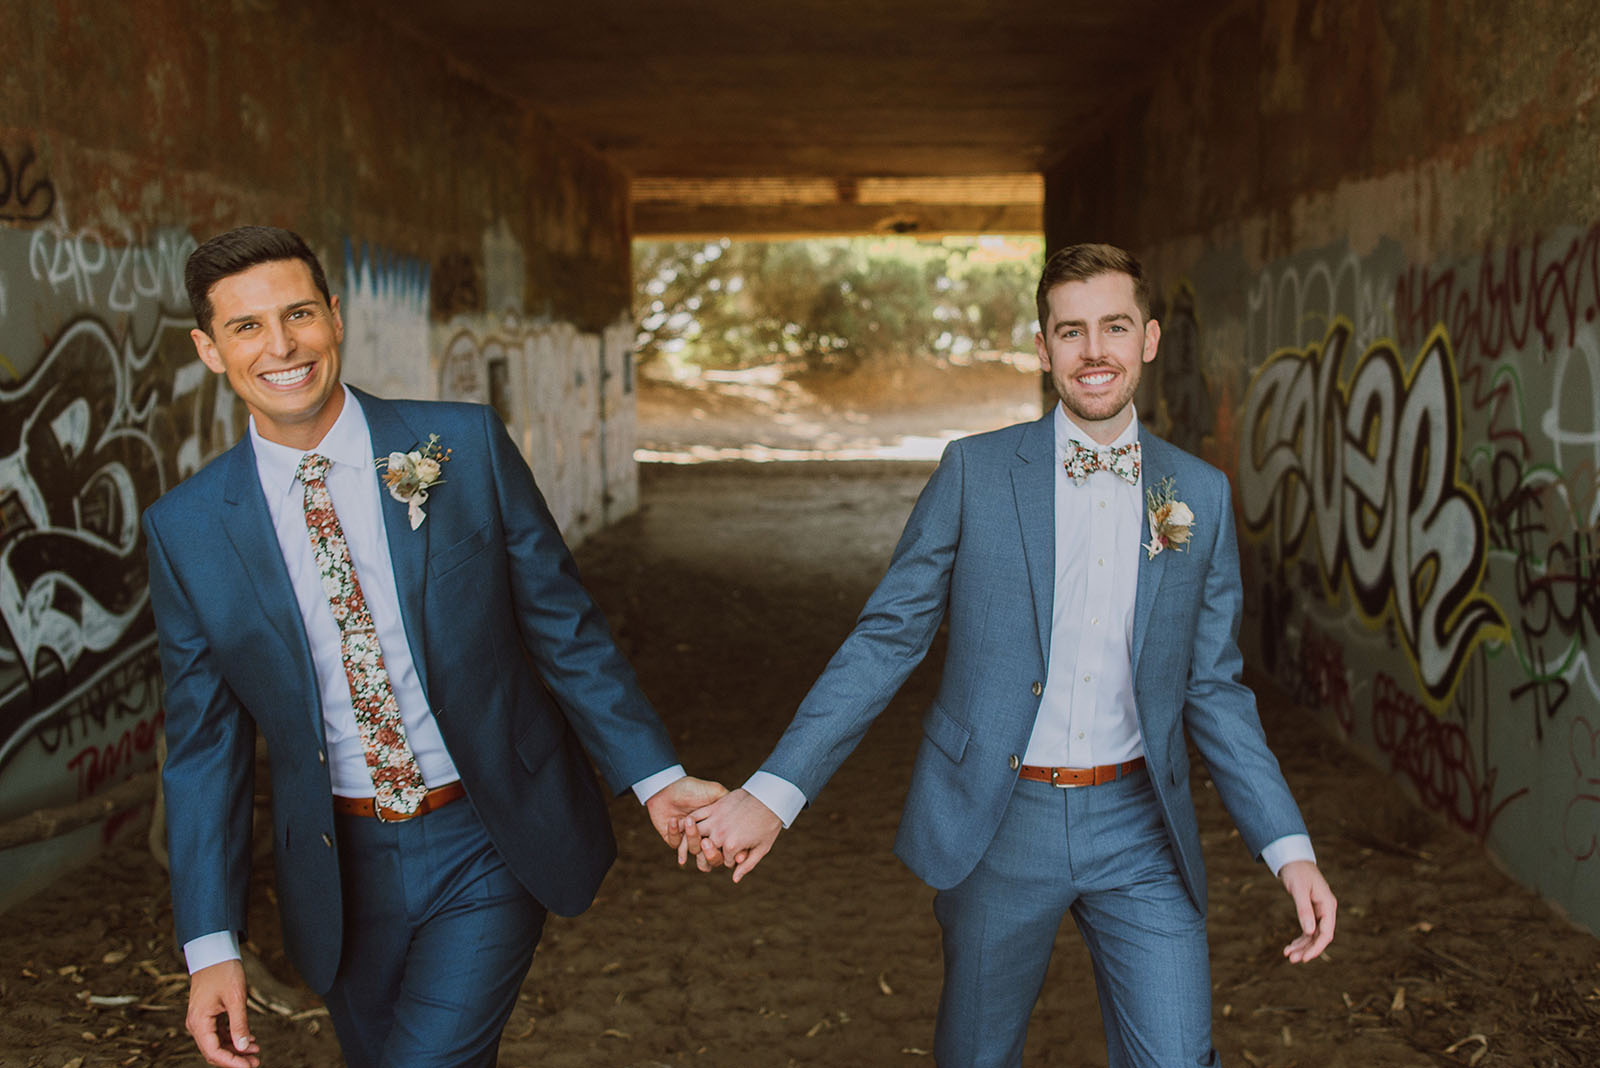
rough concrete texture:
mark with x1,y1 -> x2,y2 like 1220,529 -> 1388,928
1047,0 -> 1600,934
0,0 -> 637,906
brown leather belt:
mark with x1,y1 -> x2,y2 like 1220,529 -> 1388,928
331,781 -> 466,822
1019,756 -> 1145,788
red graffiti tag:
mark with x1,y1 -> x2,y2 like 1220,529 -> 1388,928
1370,673 -> 1525,838
1564,717 -> 1600,861
64,708 -> 164,801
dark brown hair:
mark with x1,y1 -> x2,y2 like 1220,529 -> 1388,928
185,225 -> 331,334
1035,243 -> 1153,330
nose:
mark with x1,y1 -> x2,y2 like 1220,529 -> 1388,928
262,317 -> 295,358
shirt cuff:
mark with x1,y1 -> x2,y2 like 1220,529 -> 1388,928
1260,834 -> 1316,877
183,931 -> 242,974
632,765 -> 687,804
743,771 -> 807,828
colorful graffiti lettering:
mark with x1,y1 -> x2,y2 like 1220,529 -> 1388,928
1240,319 -> 1508,706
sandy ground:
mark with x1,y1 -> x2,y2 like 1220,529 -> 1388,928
4,363 -> 1598,1067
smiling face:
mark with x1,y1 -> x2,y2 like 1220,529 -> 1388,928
191,258 -> 345,450
1034,271 -> 1160,445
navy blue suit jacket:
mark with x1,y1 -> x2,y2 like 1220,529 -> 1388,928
143,389 -> 676,993
761,413 -> 1307,910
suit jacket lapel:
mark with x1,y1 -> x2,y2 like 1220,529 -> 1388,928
1011,413 -> 1056,664
352,388 -> 432,701
1130,428 -> 1170,681
218,435 -> 323,735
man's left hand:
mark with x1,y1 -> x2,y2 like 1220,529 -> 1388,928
1278,859 -> 1337,963
644,775 -> 728,854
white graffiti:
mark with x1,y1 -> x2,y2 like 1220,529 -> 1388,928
0,315 -> 216,684
1245,246 -> 1394,366
27,224 -> 194,313
1240,319 -> 1507,705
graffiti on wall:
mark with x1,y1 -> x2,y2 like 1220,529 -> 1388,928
0,308 -> 242,787
1199,227 -> 1600,932
0,146 -> 56,224
1240,319 -> 1508,707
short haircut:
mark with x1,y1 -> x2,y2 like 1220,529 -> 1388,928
1035,243 -> 1153,330
185,225 -> 331,334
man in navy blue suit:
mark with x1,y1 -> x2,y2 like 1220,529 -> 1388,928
691,244 -> 1337,1066
144,226 -> 722,1067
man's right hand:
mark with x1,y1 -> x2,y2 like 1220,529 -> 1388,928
690,788 -> 783,882
186,960 -> 259,1067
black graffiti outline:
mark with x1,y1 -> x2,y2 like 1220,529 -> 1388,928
0,146 -> 57,223
1241,318 -> 1509,708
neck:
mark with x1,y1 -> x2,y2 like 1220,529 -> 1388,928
1060,403 -> 1134,446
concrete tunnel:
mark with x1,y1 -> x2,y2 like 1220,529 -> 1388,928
0,0 -> 1596,982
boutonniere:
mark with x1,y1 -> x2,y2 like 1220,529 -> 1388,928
1143,475 -> 1195,560
374,433 -> 451,530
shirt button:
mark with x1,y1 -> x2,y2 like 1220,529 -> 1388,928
321,833 -> 333,848
1078,732 -> 1086,740
1031,681 -> 1043,696
1091,616 -> 1099,626
1083,674 -> 1092,682
1098,500 -> 1107,509
1009,754 -> 1020,770
1098,558 -> 1105,567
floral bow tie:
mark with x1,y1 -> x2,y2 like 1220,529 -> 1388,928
1063,439 -> 1141,485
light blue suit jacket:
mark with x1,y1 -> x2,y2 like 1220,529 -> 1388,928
761,412 -> 1306,910
142,389 -> 676,993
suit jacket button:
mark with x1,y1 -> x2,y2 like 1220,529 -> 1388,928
321,833 -> 333,848
1031,681 -> 1043,696
1009,755 -> 1020,770
317,750 -> 326,764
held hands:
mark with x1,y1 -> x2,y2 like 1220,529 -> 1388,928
186,960 -> 259,1067
683,787 -> 783,882
645,775 -> 729,854
1278,859 -> 1337,963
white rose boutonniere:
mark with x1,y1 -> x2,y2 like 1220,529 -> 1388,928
375,433 -> 451,530
1144,475 -> 1195,560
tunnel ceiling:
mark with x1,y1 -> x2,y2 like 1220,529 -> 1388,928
383,1 -> 1230,236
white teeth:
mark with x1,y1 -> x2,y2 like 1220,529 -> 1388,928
262,366 -> 313,386
1079,371 -> 1115,385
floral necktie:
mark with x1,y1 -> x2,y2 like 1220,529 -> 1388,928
1063,439 -> 1141,485
297,452 -> 426,816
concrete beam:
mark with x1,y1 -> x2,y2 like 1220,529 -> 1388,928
634,201 -> 1041,239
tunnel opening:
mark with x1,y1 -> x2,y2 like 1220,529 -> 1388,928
631,233 -> 1046,463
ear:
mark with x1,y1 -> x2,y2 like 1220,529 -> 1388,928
1142,319 -> 1161,364
1034,330 -> 1051,372
329,294 -> 344,344
191,328 -> 225,374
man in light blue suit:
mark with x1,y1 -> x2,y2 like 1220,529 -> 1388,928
144,227 -> 722,1067
692,244 -> 1337,1066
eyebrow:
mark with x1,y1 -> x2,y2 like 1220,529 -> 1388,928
1054,312 -> 1135,331
221,299 -> 319,330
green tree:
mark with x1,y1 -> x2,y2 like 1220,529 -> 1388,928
633,236 -> 1040,373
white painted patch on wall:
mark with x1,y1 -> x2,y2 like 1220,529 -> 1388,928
341,240 -> 433,401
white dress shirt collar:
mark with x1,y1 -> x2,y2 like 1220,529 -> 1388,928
249,384 -> 371,499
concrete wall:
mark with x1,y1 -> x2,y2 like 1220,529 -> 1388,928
1045,0 -> 1600,933
0,0 -> 637,908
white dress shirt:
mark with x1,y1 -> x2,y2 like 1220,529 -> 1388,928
185,387 -> 682,972
745,404 -> 1312,877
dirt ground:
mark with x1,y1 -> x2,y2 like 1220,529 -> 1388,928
4,363 -> 1599,1067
